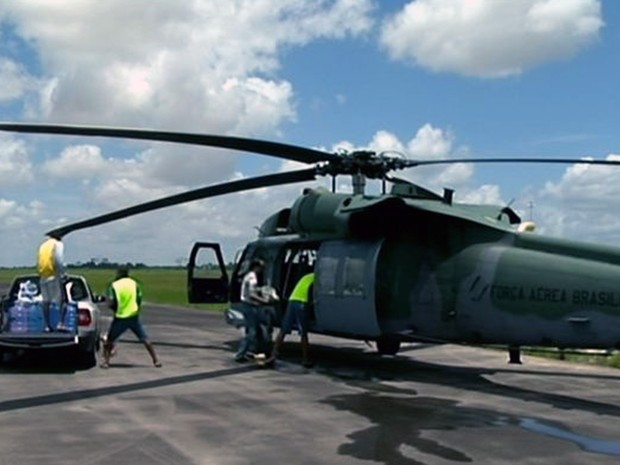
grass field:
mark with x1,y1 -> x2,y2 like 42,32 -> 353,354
0,267 -> 228,311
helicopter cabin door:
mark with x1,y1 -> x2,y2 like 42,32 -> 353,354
187,242 -> 229,303
314,240 -> 382,337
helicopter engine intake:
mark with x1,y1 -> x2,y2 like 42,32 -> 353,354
289,188 -> 349,236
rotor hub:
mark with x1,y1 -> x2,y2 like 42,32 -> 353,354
316,150 -> 410,179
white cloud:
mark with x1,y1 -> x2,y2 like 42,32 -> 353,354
222,77 -> 296,135
42,144 -> 107,179
407,123 -> 454,158
0,58 -> 30,101
95,178 -> 168,208
458,184 -> 503,205
0,198 -> 16,218
380,0 -> 603,77
434,162 -> 474,188
0,135 -> 34,185
134,146 -> 236,189
542,155 -> 620,207
532,155 -> 620,243
0,198 -> 45,233
2,0 -> 374,131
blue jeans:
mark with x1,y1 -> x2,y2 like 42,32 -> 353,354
280,300 -> 308,336
235,303 -> 258,358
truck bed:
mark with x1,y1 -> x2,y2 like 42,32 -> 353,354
0,300 -> 79,349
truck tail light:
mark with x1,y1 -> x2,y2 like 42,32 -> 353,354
78,308 -> 92,326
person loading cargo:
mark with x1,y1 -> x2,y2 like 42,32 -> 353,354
261,271 -> 315,368
100,267 -> 161,369
235,259 -> 271,362
37,234 -> 67,332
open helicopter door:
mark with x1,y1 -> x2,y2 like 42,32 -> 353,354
314,240 -> 382,337
187,242 -> 229,303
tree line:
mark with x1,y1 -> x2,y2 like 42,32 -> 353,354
69,259 -> 148,269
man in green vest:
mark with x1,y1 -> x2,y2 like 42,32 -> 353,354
100,267 -> 161,369
262,272 -> 314,368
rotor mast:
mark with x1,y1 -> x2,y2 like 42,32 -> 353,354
352,172 -> 367,195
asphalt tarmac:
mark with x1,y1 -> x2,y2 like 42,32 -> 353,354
2,301 -> 620,465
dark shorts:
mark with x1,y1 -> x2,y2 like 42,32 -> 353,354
107,315 -> 149,343
280,300 -> 308,336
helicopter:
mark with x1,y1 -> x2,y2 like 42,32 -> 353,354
3,122 -> 620,361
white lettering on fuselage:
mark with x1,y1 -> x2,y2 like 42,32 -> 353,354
488,285 -> 620,308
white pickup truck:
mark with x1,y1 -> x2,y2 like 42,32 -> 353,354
0,274 -> 103,368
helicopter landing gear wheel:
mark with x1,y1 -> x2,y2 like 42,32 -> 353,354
376,336 -> 401,356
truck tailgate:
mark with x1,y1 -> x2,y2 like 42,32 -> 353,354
0,332 -> 78,348
1,301 -> 78,349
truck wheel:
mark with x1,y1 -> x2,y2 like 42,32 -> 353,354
75,346 -> 97,369
376,337 -> 401,356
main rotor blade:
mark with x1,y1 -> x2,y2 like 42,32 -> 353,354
405,157 -> 620,168
0,122 -> 336,164
47,168 -> 317,238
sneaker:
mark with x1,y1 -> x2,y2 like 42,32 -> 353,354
258,357 -> 276,368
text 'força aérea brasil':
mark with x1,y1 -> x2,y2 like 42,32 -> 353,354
490,285 -> 620,307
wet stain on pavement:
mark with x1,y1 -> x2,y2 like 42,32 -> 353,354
263,342 -> 620,463
321,391 -> 620,464
323,393 -> 483,464
519,417 -> 620,456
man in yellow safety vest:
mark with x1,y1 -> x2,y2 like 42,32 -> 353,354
100,267 -> 161,369
262,272 -> 314,368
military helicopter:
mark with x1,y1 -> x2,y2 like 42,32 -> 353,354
3,122 -> 620,360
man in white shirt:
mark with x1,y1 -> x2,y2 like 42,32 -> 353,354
235,259 -> 270,361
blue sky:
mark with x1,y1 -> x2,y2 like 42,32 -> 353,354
1,0 -> 619,266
